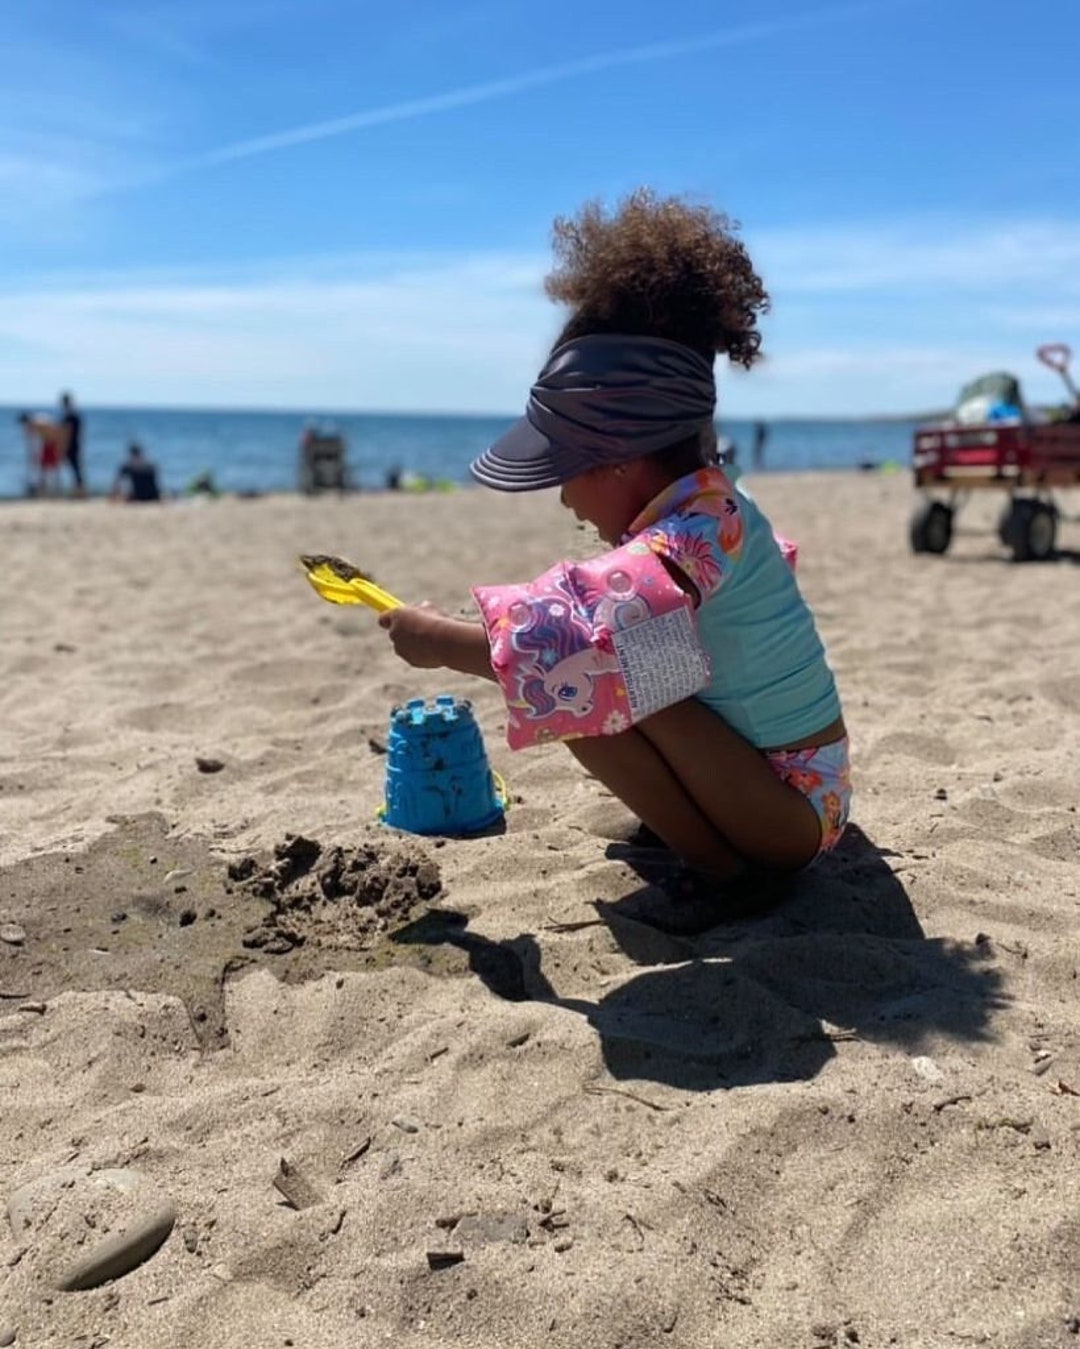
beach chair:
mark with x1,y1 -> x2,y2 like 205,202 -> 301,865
299,431 -> 350,494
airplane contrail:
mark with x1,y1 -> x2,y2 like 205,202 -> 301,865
183,0 -> 914,171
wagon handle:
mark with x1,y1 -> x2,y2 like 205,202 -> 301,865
1037,343 -> 1079,401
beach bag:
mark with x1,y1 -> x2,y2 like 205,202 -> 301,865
473,542 -> 711,750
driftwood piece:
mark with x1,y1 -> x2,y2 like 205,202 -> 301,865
272,1158 -> 323,1210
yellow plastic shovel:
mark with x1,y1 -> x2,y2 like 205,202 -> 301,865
298,554 -> 403,613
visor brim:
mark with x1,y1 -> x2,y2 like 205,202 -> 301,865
469,416 -> 587,493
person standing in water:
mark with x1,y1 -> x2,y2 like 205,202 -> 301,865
17,413 -> 64,496
752,420 -> 768,471
59,391 -> 86,496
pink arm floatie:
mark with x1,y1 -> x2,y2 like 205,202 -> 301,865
472,541 -> 711,750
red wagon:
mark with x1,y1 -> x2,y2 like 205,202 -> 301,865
909,344 -> 1080,561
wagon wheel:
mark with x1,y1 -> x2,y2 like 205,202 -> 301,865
909,500 -> 953,555
1002,498 -> 1057,562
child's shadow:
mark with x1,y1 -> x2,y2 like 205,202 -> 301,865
391,825 -> 1005,1093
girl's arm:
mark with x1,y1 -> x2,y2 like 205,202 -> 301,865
379,605 -> 495,681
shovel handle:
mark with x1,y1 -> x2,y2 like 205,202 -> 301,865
1037,343 -> 1079,398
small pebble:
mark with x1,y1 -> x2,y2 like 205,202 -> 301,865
195,757 -> 225,774
0,924 -> 26,946
910,1055 -> 945,1084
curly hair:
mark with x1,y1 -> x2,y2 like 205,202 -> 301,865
545,188 -> 769,369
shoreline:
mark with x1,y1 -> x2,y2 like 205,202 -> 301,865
0,461 -> 909,506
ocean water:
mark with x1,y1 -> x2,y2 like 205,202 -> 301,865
1,405 -> 919,500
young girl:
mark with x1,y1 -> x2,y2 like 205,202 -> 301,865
379,189 -> 849,904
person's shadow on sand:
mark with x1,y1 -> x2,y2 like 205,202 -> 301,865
391,824 -> 1005,1093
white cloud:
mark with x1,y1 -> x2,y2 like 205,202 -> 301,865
755,221 -> 1080,298
986,305 -> 1080,330
0,254 -> 556,412
750,220 -> 1080,294
2,212 -> 1078,416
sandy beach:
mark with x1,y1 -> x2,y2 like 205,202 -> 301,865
2,473 -> 1079,1349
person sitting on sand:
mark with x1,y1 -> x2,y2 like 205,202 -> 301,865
111,442 -> 162,502
377,190 -> 849,924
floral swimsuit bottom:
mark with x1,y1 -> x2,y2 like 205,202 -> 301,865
764,736 -> 852,857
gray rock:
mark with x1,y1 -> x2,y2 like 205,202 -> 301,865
7,1166 -> 175,1292
7,1166 -> 128,1237
56,1199 -> 177,1291
0,924 -> 25,946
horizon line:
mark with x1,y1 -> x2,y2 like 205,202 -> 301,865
0,398 -> 947,423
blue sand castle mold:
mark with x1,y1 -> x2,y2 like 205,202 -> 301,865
383,696 -> 505,836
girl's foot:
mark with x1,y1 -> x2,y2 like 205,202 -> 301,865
626,821 -> 668,850
599,866 -> 794,935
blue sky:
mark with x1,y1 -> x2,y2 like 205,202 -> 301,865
2,0 -> 1079,416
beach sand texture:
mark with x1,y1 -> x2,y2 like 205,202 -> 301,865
2,474 -> 1079,1348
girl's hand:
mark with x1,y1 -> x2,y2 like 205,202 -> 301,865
379,604 -> 497,681
378,604 -> 450,669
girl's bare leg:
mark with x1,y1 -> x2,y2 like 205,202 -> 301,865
567,697 -> 823,875
568,726 -> 746,879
